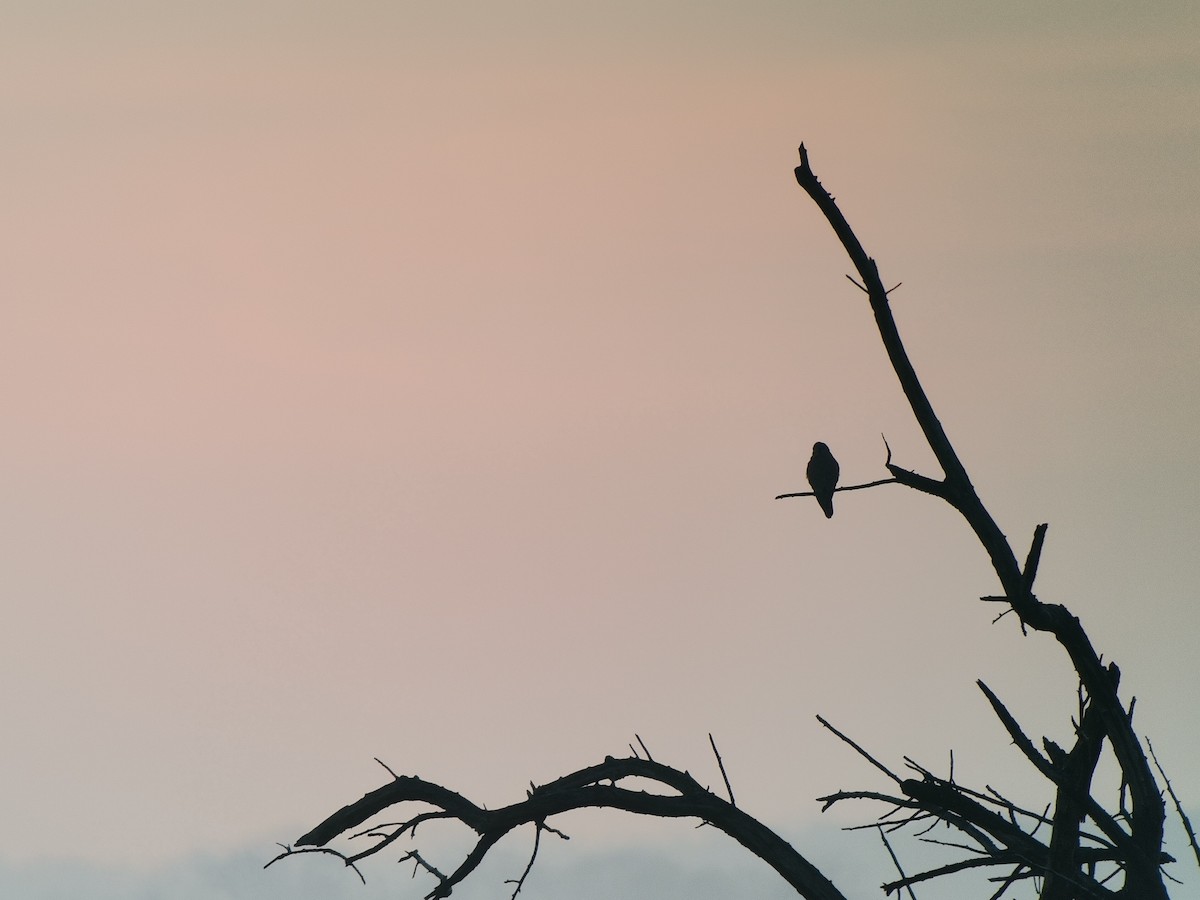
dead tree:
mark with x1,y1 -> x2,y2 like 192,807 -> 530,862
268,146 -> 1192,899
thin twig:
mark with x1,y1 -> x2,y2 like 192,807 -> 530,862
1147,738 -> 1200,870
264,845 -> 367,884
776,478 -> 897,500
505,823 -> 543,899
816,716 -> 902,784
375,757 -> 401,780
878,828 -> 919,900
985,864 -> 1026,900
401,848 -> 450,898
635,734 -> 654,762
708,733 -> 736,807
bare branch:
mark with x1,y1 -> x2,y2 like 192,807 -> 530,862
375,757 -> 401,780
505,822 -> 563,900
795,144 -> 1168,896
295,757 -> 850,900
1148,739 -> 1200,871
978,680 -> 1134,862
401,849 -> 452,899
878,828 -> 918,900
264,845 -> 366,884
794,144 -> 969,494
775,477 -> 897,501
708,733 -> 736,807
635,733 -> 655,762
976,680 -> 1056,780
1021,523 -> 1049,590
816,716 -> 902,784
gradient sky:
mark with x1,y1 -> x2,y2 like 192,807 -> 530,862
3,3 -> 1199,898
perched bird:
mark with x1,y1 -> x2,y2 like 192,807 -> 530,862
806,442 -> 840,519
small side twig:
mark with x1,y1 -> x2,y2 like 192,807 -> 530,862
1147,738 -> 1200,870
817,715 -> 902,784
635,733 -> 655,762
879,827 -> 919,900
506,823 -> 543,899
976,681 -> 1055,780
1021,524 -> 1049,590
375,757 -> 401,780
403,849 -> 446,879
776,478 -> 897,500
264,845 -> 367,884
708,733 -> 736,807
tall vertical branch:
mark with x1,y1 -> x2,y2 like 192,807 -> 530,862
791,146 -> 970,491
792,145 -> 1019,587
793,145 -> 1167,897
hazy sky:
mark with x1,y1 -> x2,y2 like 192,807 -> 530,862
3,3 -> 1199,898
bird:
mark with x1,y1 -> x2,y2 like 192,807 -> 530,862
806,442 -> 840,519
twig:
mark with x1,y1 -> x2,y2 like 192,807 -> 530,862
708,733 -> 736,807
505,823 -> 544,899
1022,524 -> 1049,589
375,757 -> 401,780
878,827 -> 919,900
816,716 -> 902,784
817,789 -> 919,814
635,733 -> 655,762
976,681 -> 1055,780
1147,738 -> 1200,870
985,864 -> 1026,900
776,478 -> 897,500
401,849 -> 451,899
264,845 -> 367,884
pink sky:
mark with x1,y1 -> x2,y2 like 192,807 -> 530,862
2,3 -> 1199,894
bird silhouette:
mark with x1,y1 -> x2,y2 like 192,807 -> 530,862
806,442 -> 840,518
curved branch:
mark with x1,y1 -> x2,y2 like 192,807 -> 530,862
291,756 -> 849,900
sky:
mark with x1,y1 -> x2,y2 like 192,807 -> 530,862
2,2 -> 1199,898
